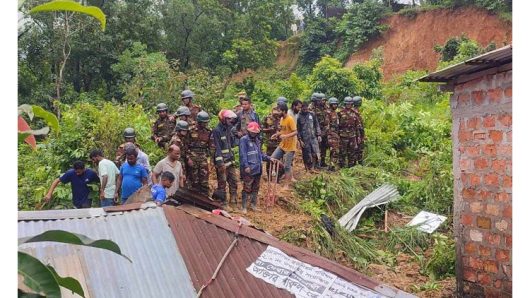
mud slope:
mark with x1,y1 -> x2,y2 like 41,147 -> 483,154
345,7 -> 512,80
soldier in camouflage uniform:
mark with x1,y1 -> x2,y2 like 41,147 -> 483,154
211,110 -> 239,207
115,128 -> 141,167
181,89 -> 202,122
186,111 -> 211,195
170,120 -> 190,171
338,97 -> 360,168
352,96 -> 365,165
309,93 -> 329,168
232,91 -> 247,114
151,103 -> 175,149
174,106 -> 194,128
262,102 -> 282,177
326,97 -> 340,171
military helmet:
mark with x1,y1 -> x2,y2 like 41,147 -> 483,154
197,111 -> 210,123
181,89 -> 195,99
317,93 -> 326,100
277,96 -> 287,105
310,92 -> 320,101
344,96 -> 354,104
175,120 -> 189,131
123,127 -> 136,138
352,96 -> 362,107
156,103 -> 168,112
328,97 -> 339,105
175,106 -> 191,117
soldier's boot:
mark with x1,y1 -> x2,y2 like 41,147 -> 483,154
250,192 -> 261,211
229,192 -> 238,205
241,192 -> 248,214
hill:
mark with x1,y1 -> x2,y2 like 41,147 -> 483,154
345,6 -> 512,79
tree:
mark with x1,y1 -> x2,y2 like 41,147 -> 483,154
308,56 -> 362,101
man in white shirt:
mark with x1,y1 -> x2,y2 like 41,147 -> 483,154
90,149 -> 120,207
152,144 -> 185,197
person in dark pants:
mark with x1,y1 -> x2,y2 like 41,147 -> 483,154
211,109 -> 239,207
44,161 -> 99,208
297,102 -> 321,172
239,122 -> 277,214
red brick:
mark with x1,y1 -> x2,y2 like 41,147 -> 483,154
470,174 -> 481,187
478,272 -> 492,286
459,130 -> 473,142
467,117 -> 480,129
488,88 -> 503,104
502,264 -> 512,277
483,115 -> 496,127
484,260 -> 498,273
486,204 -> 500,216
472,90 -> 486,105
503,176 -> 512,188
486,233 -> 501,246
463,268 -> 477,282
474,158 -> 489,170
468,256 -> 483,270
498,114 -> 512,127
470,202 -> 483,213
492,160 -> 506,174
506,236 -> 512,248
497,144 -> 512,155
484,174 -> 499,186
462,214 -> 474,226
478,190 -> 493,200
477,217 -> 492,230
459,119 -> 467,132
489,130 -> 503,143
485,288 -> 501,298
460,159 -> 471,172
463,188 -> 476,200
464,242 -> 477,254
465,146 -> 480,157
494,279 -> 502,289
496,192 -> 510,203
479,245 -> 492,256
473,130 -> 488,140
496,249 -> 510,262
483,144 -> 497,156
503,205 -> 512,218
458,93 -> 471,104
504,87 -> 512,98
507,130 -> 512,142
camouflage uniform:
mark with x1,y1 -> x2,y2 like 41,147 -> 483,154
186,124 -> 211,195
151,117 -> 175,148
327,107 -> 340,170
170,133 -> 189,172
311,103 -> 329,167
338,108 -> 359,168
353,107 -> 365,165
114,142 -> 141,168
211,122 -> 238,204
186,103 -> 202,123
261,111 -> 281,156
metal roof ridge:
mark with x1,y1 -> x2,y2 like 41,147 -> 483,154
167,204 -> 414,297
18,202 -> 157,221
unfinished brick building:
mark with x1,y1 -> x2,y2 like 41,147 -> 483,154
420,45 -> 512,297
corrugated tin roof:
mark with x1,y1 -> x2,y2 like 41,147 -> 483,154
419,45 -> 512,82
18,204 -> 196,298
165,204 -> 415,298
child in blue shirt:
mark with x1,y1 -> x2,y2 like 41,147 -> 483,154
151,171 -> 175,206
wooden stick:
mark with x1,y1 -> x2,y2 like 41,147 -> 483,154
384,207 -> 388,233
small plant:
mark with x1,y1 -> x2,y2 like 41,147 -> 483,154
424,233 -> 456,279
386,226 -> 431,255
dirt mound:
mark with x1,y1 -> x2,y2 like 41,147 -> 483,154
345,7 -> 512,80
275,35 -> 301,72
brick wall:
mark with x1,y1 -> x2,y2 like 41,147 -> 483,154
451,70 -> 512,297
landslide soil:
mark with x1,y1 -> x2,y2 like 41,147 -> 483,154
345,6 -> 512,80
209,152 -> 456,297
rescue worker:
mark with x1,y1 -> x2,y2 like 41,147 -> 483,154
187,111 -> 211,195
170,120 -> 190,168
262,106 -> 282,156
115,127 -> 140,167
151,103 -> 175,148
232,91 -> 247,114
352,96 -> 365,165
338,96 -> 359,168
235,96 -> 260,138
274,96 -> 288,114
174,106 -> 193,127
211,109 -> 239,207
311,92 -> 329,168
180,89 -> 202,121
326,97 -> 341,171
297,102 -> 321,172
239,122 -> 276,213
